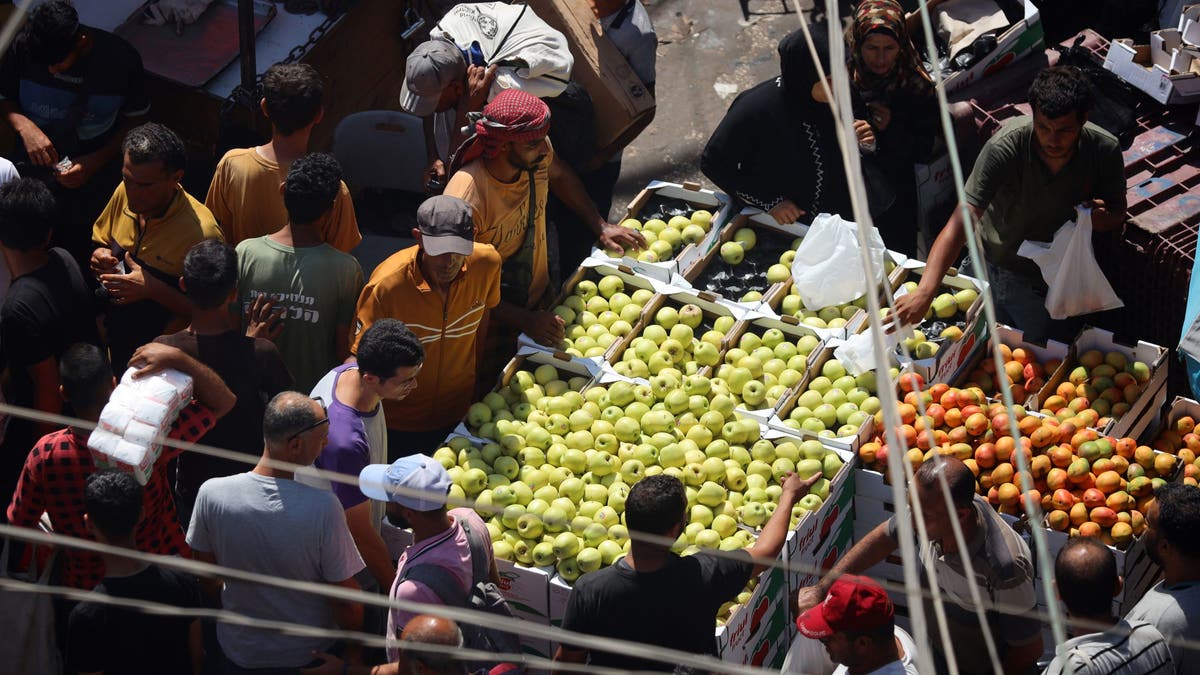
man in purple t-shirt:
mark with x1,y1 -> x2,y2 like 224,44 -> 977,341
309,318 -> 424,589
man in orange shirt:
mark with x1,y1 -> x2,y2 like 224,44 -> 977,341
444,90 -> 643,379
352,195 -> 500,457
205,63 -> 361,252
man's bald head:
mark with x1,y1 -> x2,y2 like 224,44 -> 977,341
399,615 -> 468,675
1055,537 -> 1119,618
914,456 -> 976,509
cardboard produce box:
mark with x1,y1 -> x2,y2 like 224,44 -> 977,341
496,560 -> 554,661
942,0 -> 1044,93
955,323 -> 1070,411
1036,326 -> 1169,440
889,261 -> 989,386
520,0 -> 655,168
769,349 -> 878,451
710,316 -> 826,424
681,209 -> 809,314
589,180 -> 731,283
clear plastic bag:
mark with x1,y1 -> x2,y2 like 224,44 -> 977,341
1017,206 -> 1124,320
790,213 -> 887,309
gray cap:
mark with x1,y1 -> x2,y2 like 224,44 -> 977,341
417,195 -> 475,256
399,39 -> 468,116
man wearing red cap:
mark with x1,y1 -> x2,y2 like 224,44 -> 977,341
795,575 -> 919,675
444,89 -> 643,373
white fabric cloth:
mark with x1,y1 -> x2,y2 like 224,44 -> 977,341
432,2 -> 572,100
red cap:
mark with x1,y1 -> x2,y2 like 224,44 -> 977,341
796,575 -> 894,639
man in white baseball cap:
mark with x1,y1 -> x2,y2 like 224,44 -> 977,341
357,453 -> 497,663
350,195 -> 501,459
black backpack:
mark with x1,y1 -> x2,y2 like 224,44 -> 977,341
400,520 -> 527,674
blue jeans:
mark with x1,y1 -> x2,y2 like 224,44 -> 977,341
960,256 -> 1053,343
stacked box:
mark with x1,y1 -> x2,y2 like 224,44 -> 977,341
496,560 -> 554,662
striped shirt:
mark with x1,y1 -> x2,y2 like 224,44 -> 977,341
352,244 -> 501,431
1044,620 -> 1173,675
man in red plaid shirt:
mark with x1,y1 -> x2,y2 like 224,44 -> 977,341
6,341 -> 235,589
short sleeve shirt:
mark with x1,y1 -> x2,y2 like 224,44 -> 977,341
92,184 -> 225,279
309,363 -> 387,513
387,508 -> 492,661
205,147 -> 362,252
1044,619 -> 1173,675
235,237 -> 364,392
0,28 -> 148,156
352,244 -> 501,431
6,403 -> 216,589
964,117 -> 1124,276
887,495 -> 1040,672
445,148 -> 553,308
1125,581 -> 1200,672
561,550 -> 754,671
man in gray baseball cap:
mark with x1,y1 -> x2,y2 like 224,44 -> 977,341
399,39 -> 471,118
349,194 -> 502,458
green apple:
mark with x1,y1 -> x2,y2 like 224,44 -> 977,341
598,539 -> 624,565
766,264 -> 790,284
740,502 -> 767,527
720,241 -> 744,264
733,228 -> 757,250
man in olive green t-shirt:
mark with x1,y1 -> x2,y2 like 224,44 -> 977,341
895,66 -> 1126,341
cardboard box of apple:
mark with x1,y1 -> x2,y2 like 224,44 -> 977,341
708,323 -> 822,414
452,362 -> 846,583
687,225 -> 800,305
858,378 -> 1177,549
888,282 -> 978,361
609,297 -> 733,381
774,353 -> 887,442
607,208 -> 715,264
553,272 -> 657,360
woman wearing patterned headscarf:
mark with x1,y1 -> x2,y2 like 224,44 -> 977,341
845,0 -> 940,257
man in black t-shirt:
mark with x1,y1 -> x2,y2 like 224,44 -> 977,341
0,177 -> 99,503
0,0 -> 149,260
68,469 -> 203,675
555,472 -> 818,671
155,240 -> 293,521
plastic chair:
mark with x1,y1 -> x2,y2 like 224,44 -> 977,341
332,110 -> 428,194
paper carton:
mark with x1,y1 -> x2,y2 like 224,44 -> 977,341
497,560 -> 553,661
942,0 -> 1044,93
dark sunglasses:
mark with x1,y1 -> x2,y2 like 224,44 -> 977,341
288,396 -> 329,442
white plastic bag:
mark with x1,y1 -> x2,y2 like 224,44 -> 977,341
790,213 -> 887,309
1016,206 -> 1124,320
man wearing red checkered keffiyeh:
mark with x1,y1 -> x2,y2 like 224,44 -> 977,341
444,89 -> 644,381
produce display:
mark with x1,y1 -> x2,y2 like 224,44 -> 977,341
553,274 -> 654,359
1147,415 -> 1200,487
709,326 -> 822,412
961,343 -> 1061,405
858,380 -> 1175,548
777,357 -> 886,438
1035,349 -> 1153,429
607,207 -> 714,263
690,226 -> 800,303
447,362 -> 845,582
890,281 -> 976,359
779,290 -> 866,330
611,298 -> 729,379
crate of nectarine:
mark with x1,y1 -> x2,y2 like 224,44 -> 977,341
1141,396 -> 1200,487
1036,327 -> 1168,440
957,324 -> 1069,409
855,378 -> 1179,550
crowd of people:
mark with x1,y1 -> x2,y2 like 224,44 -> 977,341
0,0 -> 1193,674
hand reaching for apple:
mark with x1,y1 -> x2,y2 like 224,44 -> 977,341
527,310 -> 566,347
780,470 -> 822,501
598,221 -> 646,254
892,288 -> 933,330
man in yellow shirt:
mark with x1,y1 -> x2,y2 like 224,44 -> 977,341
353,195 -> 501,458
444,90 -> 643,378
91,122 -> 223,371
205,63 -> 361,252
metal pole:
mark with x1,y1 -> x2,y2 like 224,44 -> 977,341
238,0 -> 257,94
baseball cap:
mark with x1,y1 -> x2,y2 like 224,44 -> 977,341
796,575 -> 894,639
399,39 -> 467,116
359,454 -> 451,510
417,195 -> 475,256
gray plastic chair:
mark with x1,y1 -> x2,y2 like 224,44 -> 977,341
332,110 -> 428,194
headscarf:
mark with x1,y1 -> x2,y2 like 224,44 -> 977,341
846,0 -> 933,102
778,26 -> 832,115
450,89 -> 551,172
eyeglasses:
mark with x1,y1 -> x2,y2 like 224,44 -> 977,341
288,396 -> 329,442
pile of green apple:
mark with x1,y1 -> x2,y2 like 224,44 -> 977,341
450,363 -> 845,583
552,274 -> 655,358
607,209 -> 714,263
779,358 -> 890,438
710,327 -> 822,411
718,577 -> 758,627
611,303 -> 730,379
779,291 -> 867,331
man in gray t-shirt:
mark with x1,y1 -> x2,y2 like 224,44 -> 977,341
1124,483 -> 1200,673
187,392 -> 365,670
